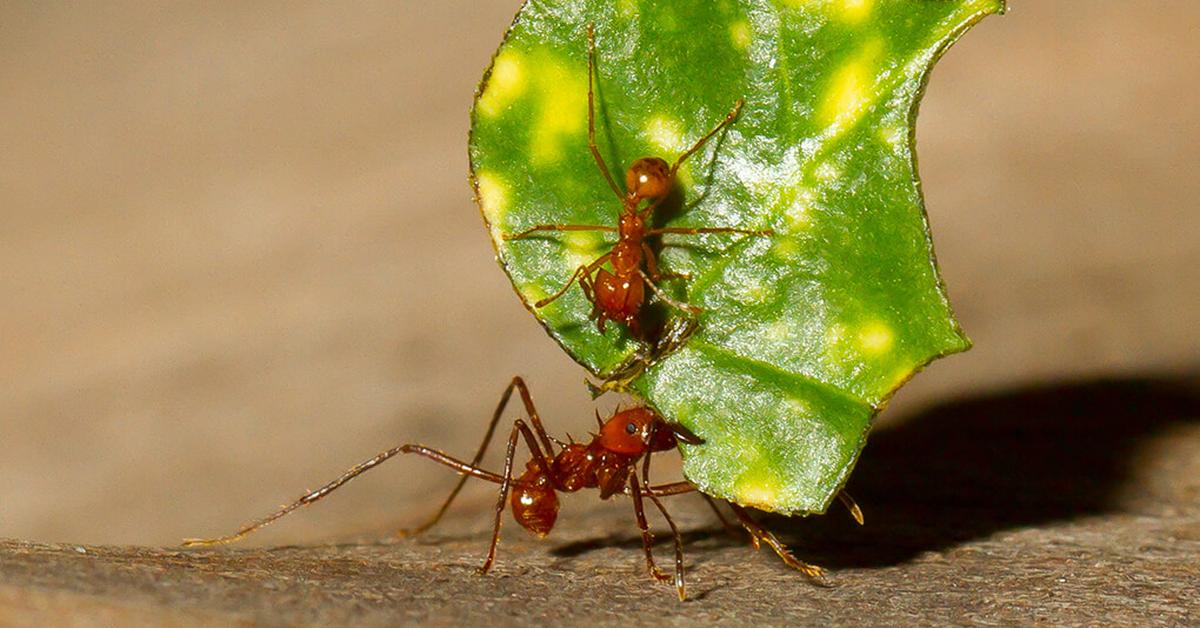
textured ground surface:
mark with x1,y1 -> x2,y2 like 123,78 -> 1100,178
3,377 -> 1198,625
2,1 -> 1199,625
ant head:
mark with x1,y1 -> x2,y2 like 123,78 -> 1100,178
598,407 -> 660,456
625,157 -> 672,201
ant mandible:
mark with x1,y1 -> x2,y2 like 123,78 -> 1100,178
503,25 -> 771,337
183,377 -> 843,600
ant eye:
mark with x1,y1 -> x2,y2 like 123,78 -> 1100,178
625,422 -> 637,435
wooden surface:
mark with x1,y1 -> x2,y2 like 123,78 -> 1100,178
2,376 -> 1197,625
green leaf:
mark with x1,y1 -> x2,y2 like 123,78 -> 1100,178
470,0 -> 1001,515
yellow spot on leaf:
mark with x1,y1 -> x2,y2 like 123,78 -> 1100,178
646,116 -> 684,153
617,0 -> 638,17
563,231 -> 604,270
645,116 -> 696,186
858,321 -> 894,353
735,471 -> 781,510
837,0 -> 873,22
477,50 -> 525,118
476,172 -> 508,232
531,58 -> 587,165
772,237 -> 800,259
730,21 -> 751,50
520,283 -> 549,304
818,39 -> 883,137
783,186 -> 814,231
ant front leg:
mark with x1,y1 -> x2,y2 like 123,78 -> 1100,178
638,438 -> 686,599
398,376 -> 561,537
629,472 -> 674,588
669,98 -> 744,177
585,23 -> 625,200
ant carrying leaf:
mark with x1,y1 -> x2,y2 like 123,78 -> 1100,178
184,377 -> 861,600
504,25 -> 771,338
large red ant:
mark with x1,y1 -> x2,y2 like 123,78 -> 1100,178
183,377 -> 849,600
503,25 -> 771,337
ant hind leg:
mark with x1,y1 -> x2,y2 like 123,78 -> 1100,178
398,376 -> 560,537
182,444 -> 506,548
479,418 -> 558,574
642,243 -> 691,283
638,270 -> 702,316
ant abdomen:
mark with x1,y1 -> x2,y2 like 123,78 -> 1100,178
625,157 -> 671,200
510,461 -> 558,537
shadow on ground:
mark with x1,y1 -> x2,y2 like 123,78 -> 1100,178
550,372 -> 1200,569
775,372 -> 1200,568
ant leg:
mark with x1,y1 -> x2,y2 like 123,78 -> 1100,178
645,226 -> 773,237
535,253 -> 611,308
728,503 -> 826,581
641,243 -> 690,282
637,99 -> 746,217
638,434 -> 686,599
639,481 -> 696,497
669,98 -> 745,176
182,444 -> 506,547
480,420 -> 524,574
629,472 -> 672,585
638,269 -> 702,316
480,418 -> 558,574
644,483 -> 687,601
838,490 -> 865,526
578,265 -> 597,305
398,377 -> 559,537
504,224 -> 616,241
699,494 -> 750,543
586,23 -> 624,200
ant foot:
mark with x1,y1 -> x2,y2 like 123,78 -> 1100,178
778,552 -> 826,582
647,565 -> 673,583
180,537 -> 222,548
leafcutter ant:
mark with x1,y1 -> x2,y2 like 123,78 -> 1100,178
183,377 -> 853,600
503,25 -> 771,337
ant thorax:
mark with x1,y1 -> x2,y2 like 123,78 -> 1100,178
550,441 -> 636,499
617,212 -> 645,242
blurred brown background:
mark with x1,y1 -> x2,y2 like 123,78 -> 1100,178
1,2 -> 1196,548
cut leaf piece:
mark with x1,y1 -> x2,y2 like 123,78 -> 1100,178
470,0 -> 1002,514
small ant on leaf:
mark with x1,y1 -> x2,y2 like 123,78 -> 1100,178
503,25 -> 771,337
183,377 -> 852,600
